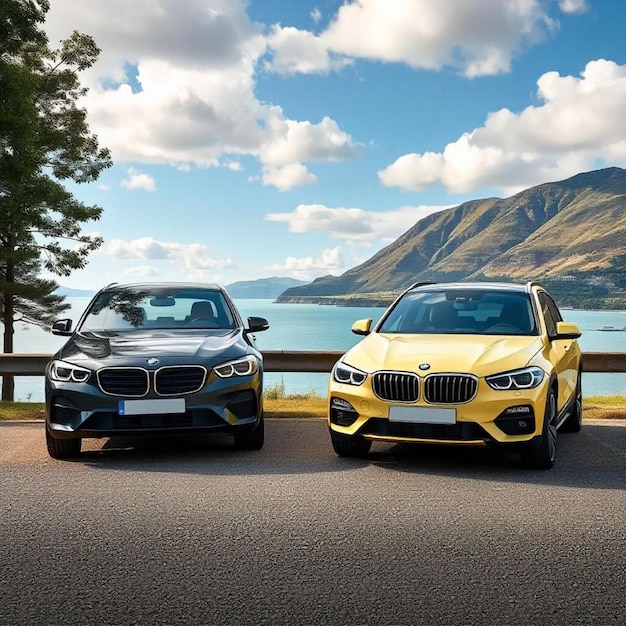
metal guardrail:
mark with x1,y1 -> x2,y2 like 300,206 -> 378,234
0,351 -> 625,375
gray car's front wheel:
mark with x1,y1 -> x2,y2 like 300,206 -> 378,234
234,415 -> 265,450
521,388 -> 557,470
46,428 -> 81,460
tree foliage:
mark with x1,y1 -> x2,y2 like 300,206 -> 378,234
1,0 -> 112,399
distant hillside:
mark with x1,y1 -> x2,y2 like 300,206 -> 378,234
53,279 -> 306,300
278,167 -> 626,308
226,277 -> 307,299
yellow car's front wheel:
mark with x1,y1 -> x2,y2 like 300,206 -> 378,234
520,387 -> 558,469
330,431 -> 372,458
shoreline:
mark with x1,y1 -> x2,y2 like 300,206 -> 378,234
274,294 -> 626,311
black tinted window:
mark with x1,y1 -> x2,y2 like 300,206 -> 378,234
80,288 -> 236,331
378,289 -> 536,335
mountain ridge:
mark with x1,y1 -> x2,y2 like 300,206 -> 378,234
225,276 -> 307,299
277,167 -> 626,306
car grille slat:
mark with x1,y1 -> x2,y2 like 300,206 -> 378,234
373,372 -> 419,402
97,368 -> 149,397
155,366 -> 207,396
424,374 -> 477,404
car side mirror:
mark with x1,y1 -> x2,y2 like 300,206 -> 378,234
246,316 -> 269,333
553,321 -> 581,340
352,319 -> 372,336
51,319 -> 73,336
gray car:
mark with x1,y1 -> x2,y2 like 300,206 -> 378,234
45,282 -> 269,459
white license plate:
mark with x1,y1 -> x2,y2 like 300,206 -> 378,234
118,398 -> 186,416
388,406 -> 456,425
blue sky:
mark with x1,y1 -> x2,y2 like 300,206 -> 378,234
43,0 -> 626,290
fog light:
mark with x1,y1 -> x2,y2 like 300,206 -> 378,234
330,397 -> 359,427
495,406 -> 536,435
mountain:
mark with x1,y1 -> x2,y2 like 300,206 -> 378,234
277,167 -> 626,306
225,277 -> 307,299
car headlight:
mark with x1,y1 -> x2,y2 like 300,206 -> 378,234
214,355 -> 259,378
332,361 -> 367,386
48,360 -> 92,383
486,366 -> 545,390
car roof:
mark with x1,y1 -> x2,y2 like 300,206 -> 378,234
408,281 -> 533,294
101,282 -> 226,292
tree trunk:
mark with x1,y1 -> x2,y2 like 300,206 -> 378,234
2,263 -> 15,402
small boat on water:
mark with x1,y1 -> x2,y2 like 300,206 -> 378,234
597,325 -> 626,331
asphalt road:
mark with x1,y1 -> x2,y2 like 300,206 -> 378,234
1,419 -> 624,626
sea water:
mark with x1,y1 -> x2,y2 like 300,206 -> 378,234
5,298 -> 626,402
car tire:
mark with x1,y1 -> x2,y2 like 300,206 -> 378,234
561,375 -> 582,433
520,387 -> 557,470
330,432 -> 372,458
46,427 -> 81,460
234,415 -> 265,450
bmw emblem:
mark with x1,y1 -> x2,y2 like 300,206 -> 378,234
147,358 -> 159,366
419,363 -> 431,371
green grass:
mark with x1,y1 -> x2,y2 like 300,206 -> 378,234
1,394 -> 624,421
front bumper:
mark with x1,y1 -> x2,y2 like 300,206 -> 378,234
46,370 -> 263,440
328,377 -> 550,446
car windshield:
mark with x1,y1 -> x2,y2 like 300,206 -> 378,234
378,289 -> 537,336
79,287 -> 237,331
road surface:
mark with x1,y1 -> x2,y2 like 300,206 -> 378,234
1,419 -> 624,625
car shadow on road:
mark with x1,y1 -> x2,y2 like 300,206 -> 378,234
64,419 -> 624,488
74,419 -> 359,476
366,423 -> 625,490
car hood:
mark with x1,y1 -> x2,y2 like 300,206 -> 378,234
55,329 -> 253,366
343,332 -> 545,377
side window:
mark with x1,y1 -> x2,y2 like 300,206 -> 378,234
538,293 -> 558,337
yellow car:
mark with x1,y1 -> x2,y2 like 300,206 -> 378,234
328,282 -> 582,469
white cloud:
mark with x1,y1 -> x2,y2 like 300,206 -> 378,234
266,25 -> 351,74
223,160 -> 243,172
261,116 -> 359,167
559,0 -> 588,14
43,0 -> 358,190
120,265 -> 161,279
100,237 -> 237,270
267,0 -> 560,78
268,247 -> 345,274
266,204 -> 450,242
262,164 -> 317,191
121,168 -> 156,191
379,59 -> 626,195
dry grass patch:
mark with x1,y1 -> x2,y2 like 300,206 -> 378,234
583,395 -> 626,420
1,394 -> 624,421
0,401 -> 45,421
264,396 -> 326,418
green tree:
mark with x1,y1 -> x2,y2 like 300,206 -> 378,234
1,0 -> 112,400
